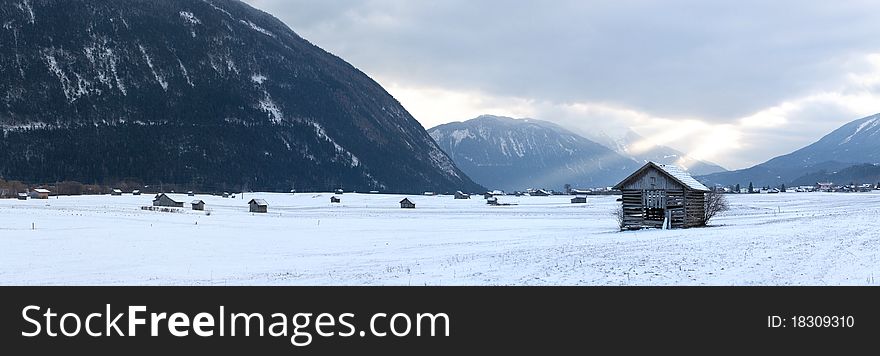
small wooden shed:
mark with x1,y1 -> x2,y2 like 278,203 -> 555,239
153,193 -> 184,207
17,193 -> 28,200
335,189 -> 344,195
571,195 -> 587,204
111,189 -> 123,196
330,196 -> 341,203
31,189 -> 50,199
192,200 -> 205,211
399,198 -> 416,209
614,162 -> 709,230
132,190 -> 141,196
248,199 -> 268,213
530,189 -> 551,197
454,191 -> 470,199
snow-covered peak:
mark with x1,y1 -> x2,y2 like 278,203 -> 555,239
840,116 -> 880,145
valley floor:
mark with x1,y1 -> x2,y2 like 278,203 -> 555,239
1,192 -> 879,285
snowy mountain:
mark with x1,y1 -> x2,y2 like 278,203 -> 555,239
700,113 -> 880,187
428,115 -> 641,191
579,129 -> 727,176
788,164 -> 880,187
0,0 -> 482,193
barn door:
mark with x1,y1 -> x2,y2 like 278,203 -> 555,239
643,190 -> 666,222
644,190 -> 666,208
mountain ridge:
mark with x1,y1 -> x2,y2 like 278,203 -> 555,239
429,115 -> 641,191
699,113 -> 880,187
0,0 -> 483,193
577,127 -> 727,176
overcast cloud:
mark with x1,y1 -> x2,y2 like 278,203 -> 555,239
243,0 -> 880,169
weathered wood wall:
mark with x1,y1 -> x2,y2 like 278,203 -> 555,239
620,168 -> 686,191
620,189 -> 706,230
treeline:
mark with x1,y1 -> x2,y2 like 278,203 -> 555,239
0,178 -> 243,199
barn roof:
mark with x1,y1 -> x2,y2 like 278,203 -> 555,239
34,189 -> 50,193
248,199 -> 268,206
614,162 -> 710,192
154,193 -> 179,201
191,200 -> 205,205
400,198 -> 413,204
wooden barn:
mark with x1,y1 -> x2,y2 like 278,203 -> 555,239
191,200 -> 205,211
530,189 -> 551,197
454,191 -> 470,199
153,193 -> 184,208
399,198 -> 416,209
248,199 -> 268,213
31,189 -> 50,199
330,196 -> 341,203
613,162 -> 710,230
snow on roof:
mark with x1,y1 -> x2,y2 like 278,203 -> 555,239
34,189 -> 50,193
191,200 -> 204,204
249,199 -> 268,206
652,162 -> 710,191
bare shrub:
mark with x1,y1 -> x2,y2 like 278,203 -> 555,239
614,205 -> 625,230
702,190 -> 729,226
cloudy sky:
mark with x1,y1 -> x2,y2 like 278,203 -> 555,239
243,0 -> 880,170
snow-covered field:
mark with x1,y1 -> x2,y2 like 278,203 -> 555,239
1,192 -> 879,286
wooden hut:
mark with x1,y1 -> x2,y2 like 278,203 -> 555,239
454,191 -> 470,199
191,200 -> 205,211
335,189 -> 344,195
399,198 -> 416,209
330,196 -> 341,203
31,189 -> 50,199
153,193 -> 184,207
187,191 -> 195,197
222,192 -> 230,198
571,195 -> 587,204
132,190 -> 141,196
111,189 -> 123,196
17,193 -> 28,200
248,199 -> 268,213
487,196 -> 499,205
613,162 -> 709,230
530,189 -> 551,197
